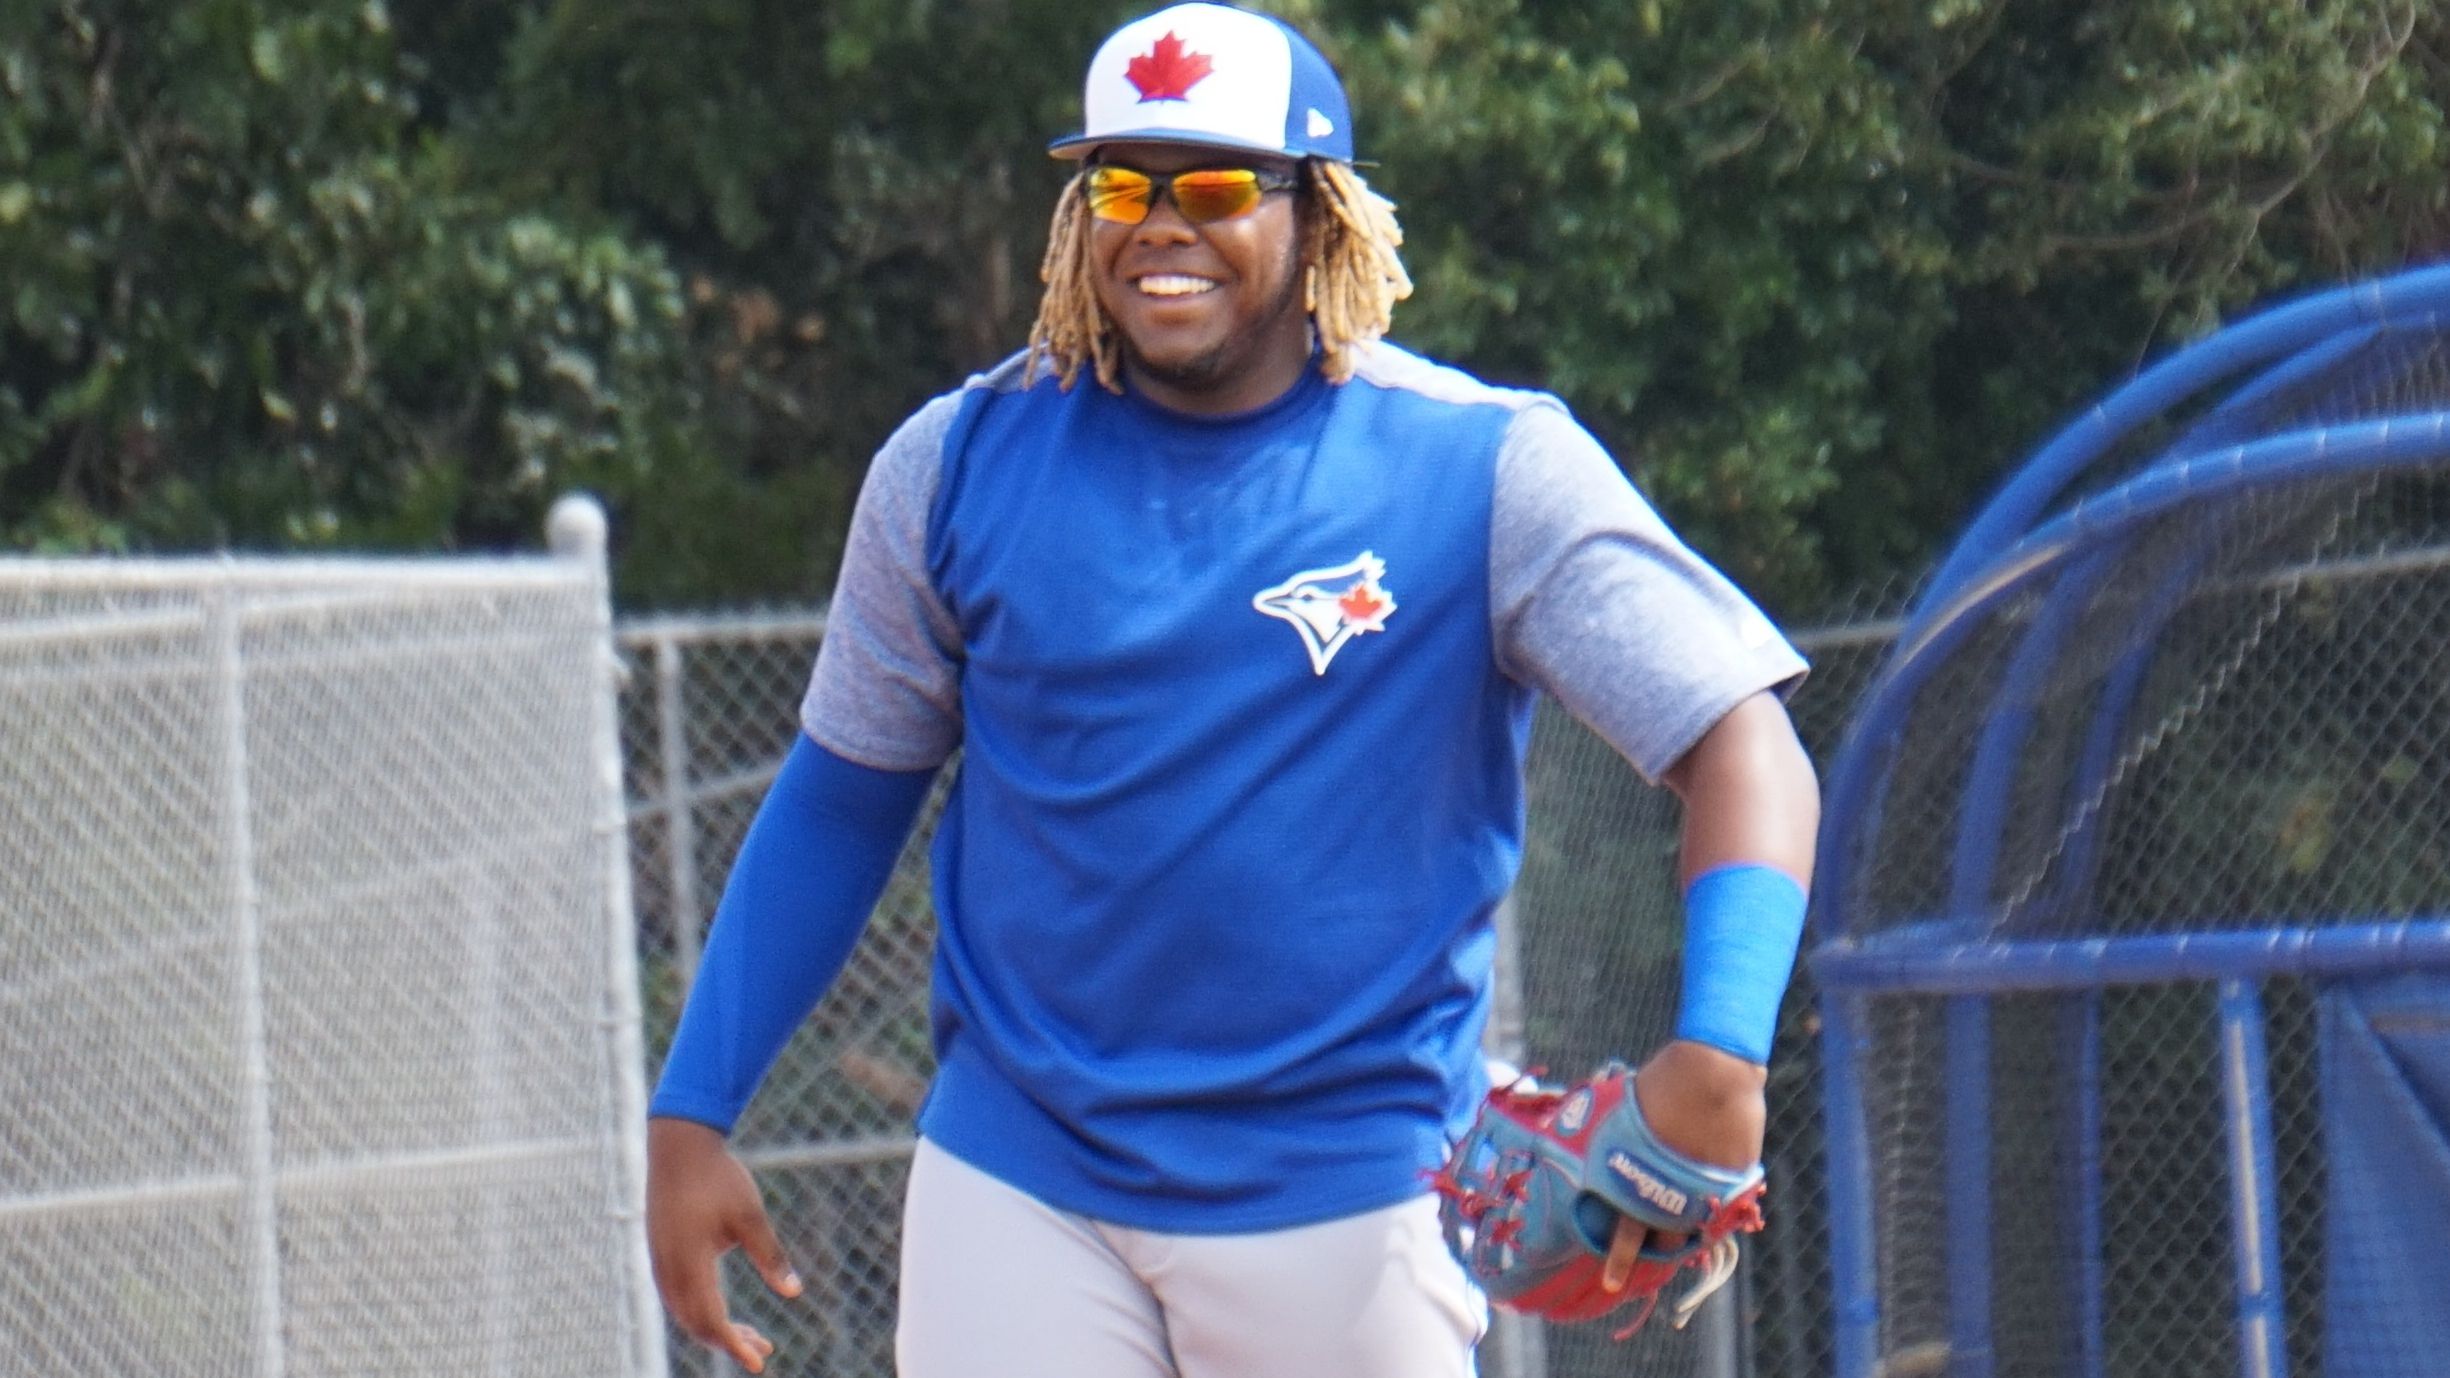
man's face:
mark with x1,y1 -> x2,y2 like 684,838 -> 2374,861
1086,141 -> 1312,415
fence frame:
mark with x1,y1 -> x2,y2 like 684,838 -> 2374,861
0,498 -> 666,1377
1814,265 -> 2450,1378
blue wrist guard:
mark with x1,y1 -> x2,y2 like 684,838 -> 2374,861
1674,863 -> 1807,1064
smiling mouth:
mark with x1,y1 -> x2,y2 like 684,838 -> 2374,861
1135,274 -> 1219,298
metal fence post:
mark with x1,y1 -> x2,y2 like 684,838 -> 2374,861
211,577 -> 286,1378
1697,1259 -> 1743,1378
655,633 -> 706,984
1485,894 -> 1548,1378
553,495 -> 673,1377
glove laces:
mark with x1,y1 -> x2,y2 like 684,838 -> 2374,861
1611,1183 -> 1763,1340
1667,1234 -> 1742,1329
1604,1232 -> 1743,1340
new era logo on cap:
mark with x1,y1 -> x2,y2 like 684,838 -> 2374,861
1050,3 -> 1356,163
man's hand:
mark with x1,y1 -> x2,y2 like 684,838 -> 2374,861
1435,1055 -> 1767,1331
1602,1040 -> 1767,1292
647,1117 -> 803,1373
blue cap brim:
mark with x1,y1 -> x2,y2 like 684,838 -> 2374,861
1048,127 -> 1310,161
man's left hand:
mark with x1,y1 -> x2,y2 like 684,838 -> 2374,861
1603,1040 -> 1766,1291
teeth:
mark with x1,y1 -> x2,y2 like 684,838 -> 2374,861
1137,275 -> 1218,297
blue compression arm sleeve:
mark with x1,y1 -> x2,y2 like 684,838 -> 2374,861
1674,863 -> 1809,1065
648,735 -> 936,1133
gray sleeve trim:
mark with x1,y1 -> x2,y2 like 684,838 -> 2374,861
798,391 -> 967,771
1490,401 -> 1809,782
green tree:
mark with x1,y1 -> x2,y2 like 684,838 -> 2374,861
6,0 -> 2445,611
0,1 -> 766,604
1325,0 -> 2448,611
466,0 -> 1136,599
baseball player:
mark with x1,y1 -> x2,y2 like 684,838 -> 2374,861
645,5 -> 1819,1376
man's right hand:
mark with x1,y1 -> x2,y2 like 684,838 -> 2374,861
647,1117 -> 802,1374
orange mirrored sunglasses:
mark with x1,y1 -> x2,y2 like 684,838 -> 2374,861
1085,163 -> 1302,226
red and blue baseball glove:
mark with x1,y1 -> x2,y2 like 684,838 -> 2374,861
1431,1063 -> 1766,1336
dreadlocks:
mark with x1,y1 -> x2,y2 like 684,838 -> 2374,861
1024,159 -> 1413,393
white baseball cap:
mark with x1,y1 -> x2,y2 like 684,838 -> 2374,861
1049,3 -> 1356,163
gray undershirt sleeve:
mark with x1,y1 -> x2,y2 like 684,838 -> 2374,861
1490,400 -> 1809,782
799,391 -> 967,772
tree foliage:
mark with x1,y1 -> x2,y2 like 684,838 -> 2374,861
4,5 -> 694,579
1339,0 -> 2448,605
3,0 -> 2445,609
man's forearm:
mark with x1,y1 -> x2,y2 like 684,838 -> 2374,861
650,735 -> 935,1132
1660,692 -> 1820,1068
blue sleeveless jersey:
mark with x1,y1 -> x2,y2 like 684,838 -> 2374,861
917,360 -> 1539,1232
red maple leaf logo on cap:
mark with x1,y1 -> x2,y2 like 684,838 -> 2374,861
1126,31 -> 1214,102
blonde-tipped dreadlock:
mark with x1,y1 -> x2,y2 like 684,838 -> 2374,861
1024,160 -> 1414,393
1302,160 -> 1413,381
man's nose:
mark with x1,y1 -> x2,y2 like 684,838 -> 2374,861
1131,188 -> 1200,243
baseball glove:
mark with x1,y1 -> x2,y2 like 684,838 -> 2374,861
1431,1062 -> 1766,1337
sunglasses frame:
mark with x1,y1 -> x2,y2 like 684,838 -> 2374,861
1084,160 -> 1305,227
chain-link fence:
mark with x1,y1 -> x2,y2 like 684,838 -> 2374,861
1815,270 -> 2450,1378
0,510 -> 662,1377
620,273 -> 2450,1378
626,523 -> 2450,1378
1507,588 -> 1908,1378
618,580 -> 1912,1378
1822,517 -> 2450,1378
619,612 -> 936,1378
12,301 -> 2443,1378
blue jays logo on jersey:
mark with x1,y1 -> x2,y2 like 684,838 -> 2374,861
1252,552 -> 1396,676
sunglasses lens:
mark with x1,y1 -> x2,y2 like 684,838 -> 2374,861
1086,166 -> 1154,224
1170,169 -> 1265,223
1086,166 -> 1281,226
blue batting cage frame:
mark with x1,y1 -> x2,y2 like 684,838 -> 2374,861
1812,263 -> 2450,1378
